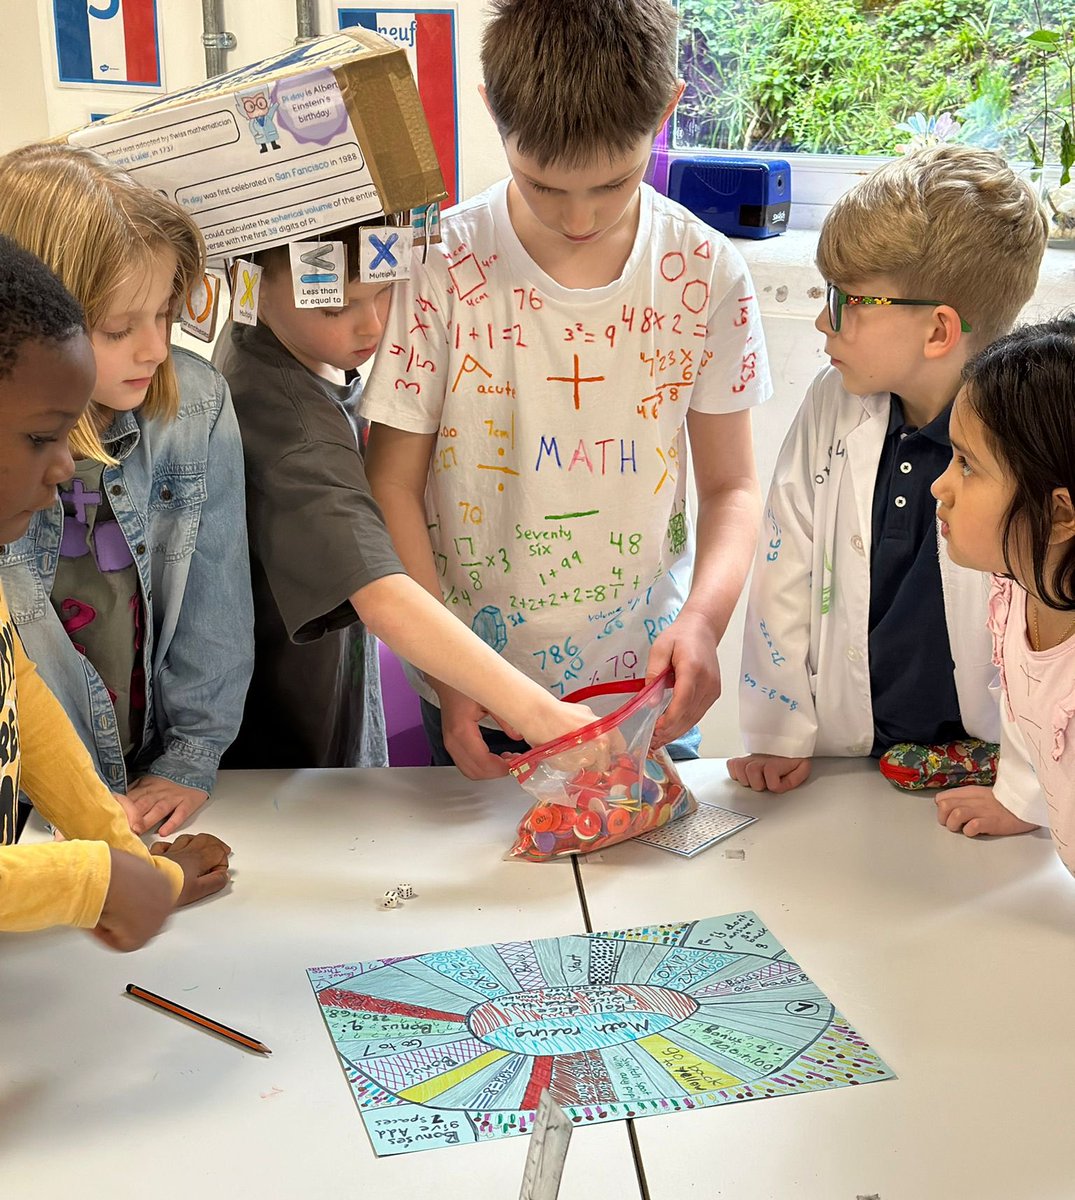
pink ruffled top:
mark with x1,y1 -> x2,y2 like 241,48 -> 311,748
989,575 -> 1075,876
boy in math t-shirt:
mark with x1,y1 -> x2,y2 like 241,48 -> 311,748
362,0 -> 770,778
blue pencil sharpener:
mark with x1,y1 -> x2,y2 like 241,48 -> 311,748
667,156 -> 791,239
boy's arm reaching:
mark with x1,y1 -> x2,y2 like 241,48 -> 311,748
364,423 -> 510,778
648,407 -> 760,745
351,572 -> 595,776
364,423 -> 441,596
361,252 -> 516,777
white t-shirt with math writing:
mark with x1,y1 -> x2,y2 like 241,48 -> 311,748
360,179 -> 770,705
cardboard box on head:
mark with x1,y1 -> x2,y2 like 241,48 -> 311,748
66,29 -> 446,260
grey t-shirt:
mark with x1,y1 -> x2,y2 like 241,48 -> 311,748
213,320 -> 404,768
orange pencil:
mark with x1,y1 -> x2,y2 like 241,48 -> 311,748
125,984 -> 271,1055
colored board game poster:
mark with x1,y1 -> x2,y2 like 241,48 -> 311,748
308,911 -> 895,1156
52,0 -> 163,89
336,5 -> 460,207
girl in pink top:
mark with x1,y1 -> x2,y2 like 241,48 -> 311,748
931,315 -> 1075,875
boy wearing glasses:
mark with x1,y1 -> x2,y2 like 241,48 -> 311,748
730,145 -> 1049,834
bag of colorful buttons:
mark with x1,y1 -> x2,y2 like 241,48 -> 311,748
507,668 -> 697,861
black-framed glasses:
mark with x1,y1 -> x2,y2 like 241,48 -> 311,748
826,283 -> 972,334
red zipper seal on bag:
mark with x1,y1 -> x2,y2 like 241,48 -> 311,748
508,667 -> 674,783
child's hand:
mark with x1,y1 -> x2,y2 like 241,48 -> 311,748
521,700 -> 597,755
93,848 -> 175,951
110,790 -> 141,831
522,699 -> 612,773
150,833 -> 231,906
125,775 -> 210,836
727,754 -> 812,793
934,785 -> 1040,837
438,686 -> 514,779
646,612 -> 722,746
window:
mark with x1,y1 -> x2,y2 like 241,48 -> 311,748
674,0 -> 1070,167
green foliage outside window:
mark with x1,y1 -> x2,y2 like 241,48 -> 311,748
676,0 -> 1070,162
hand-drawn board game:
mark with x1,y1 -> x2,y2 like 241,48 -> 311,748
308,912 -> 894,1156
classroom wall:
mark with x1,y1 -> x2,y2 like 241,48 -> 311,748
9,2 -> 1073,758
21,0 -> 507,194
1,2 -> 50,150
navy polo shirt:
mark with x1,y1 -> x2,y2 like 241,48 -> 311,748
869,397 -> 966,754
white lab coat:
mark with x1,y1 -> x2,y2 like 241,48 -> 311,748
740,372 -> 976,741
739,367 -> 1045,822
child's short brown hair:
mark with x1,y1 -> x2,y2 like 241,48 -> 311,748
817,144 -> 1049,347
481,0 -> 679,167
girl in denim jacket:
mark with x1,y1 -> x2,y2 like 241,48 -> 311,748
0,144 -> 253,836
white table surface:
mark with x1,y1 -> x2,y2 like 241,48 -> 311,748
579,758 -> 1075,1200
1,768 -> 641,1200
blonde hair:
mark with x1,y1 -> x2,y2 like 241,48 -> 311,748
817,144 -> 1049,348
0,142 -> 205,461
481,0 -> 679,168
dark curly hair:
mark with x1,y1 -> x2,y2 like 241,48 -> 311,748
0,233 -> 85,380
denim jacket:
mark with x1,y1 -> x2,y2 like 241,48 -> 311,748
0,349 -> 254,795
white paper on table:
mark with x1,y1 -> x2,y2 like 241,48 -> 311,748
636,801 -> 756,858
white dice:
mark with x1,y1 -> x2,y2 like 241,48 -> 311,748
379,884 -> 416,910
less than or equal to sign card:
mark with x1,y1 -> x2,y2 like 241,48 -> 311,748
636,801 -> 756,858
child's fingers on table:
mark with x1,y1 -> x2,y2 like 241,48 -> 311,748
131,797 -> 181,833
935,788 -> 987,828
727,756 -> 763,786
765,758 -> 808,792
727,756 -> 764,787
189,832 -> 231,855
158,797 -> 205,837
123,789 -> 158,817
111,790 -> 141,822
149,834 -> 194,854
187,832 -> 232,867
152,832 -> 231,866
940,803 -> 976,832
742,757 -> 775,792
183,867 -> 230,902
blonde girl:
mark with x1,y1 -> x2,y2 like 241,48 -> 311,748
0,143 -> 253,836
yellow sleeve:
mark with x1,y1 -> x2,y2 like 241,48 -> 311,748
0,839 -> 114,931
0,590 -> 182,932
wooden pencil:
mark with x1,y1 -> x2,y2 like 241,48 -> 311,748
125,984 -> 271,1054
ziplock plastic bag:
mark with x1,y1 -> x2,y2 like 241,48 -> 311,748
508,668 -> 697,861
